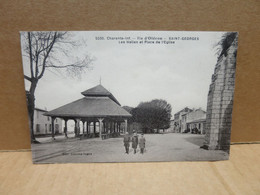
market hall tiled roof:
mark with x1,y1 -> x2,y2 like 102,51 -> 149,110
81,84 -> 121,106
45,85 -> 131,118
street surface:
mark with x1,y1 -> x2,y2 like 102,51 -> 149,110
32,133 -> 228,163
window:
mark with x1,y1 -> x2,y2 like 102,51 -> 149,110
49,124 -> 52,132
47,116 -> 50,121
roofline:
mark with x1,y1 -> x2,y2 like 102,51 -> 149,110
186,119 -> 206,124
35,108 -> 47,112
81,85 -> 121,106
43,113 -> 132,118
174,107 -> 192,115
109,94 -> 121,106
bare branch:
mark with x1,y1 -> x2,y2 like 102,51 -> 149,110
23,31 -> 94,81
37,32 -> 57,80
28,32 -> 34,78
24,75 -> 32,82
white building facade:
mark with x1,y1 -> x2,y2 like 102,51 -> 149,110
34,108 -> 62,135
182,108 -> 206,134
173,107 -> 193,133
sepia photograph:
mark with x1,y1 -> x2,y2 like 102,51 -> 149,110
20,31 -> 238,163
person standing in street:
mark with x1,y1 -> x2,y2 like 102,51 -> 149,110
132,132 -> 139,154
123,132 -> 130,154
139,133 -> 146,154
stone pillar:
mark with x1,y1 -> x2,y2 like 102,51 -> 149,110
98,118 -> 104,139
203,33 -> 238,151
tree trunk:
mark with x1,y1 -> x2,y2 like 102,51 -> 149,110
27,79 -> 38,143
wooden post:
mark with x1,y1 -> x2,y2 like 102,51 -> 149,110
98,118 -> 104,139
77,119 -> 80,136
114,122 -> 116,133
51,117 -> 55,140
64,119 -> 68,138
74,119 -> 80,137
94,122 -> 96,134
124,119 -> 128,134
86,121 -> 89,135
82,121 -> 85,136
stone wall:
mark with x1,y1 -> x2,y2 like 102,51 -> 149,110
203,34 -> 238,151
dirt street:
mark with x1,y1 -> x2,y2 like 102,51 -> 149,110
32,133 -> 228,163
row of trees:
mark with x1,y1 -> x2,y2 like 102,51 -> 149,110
124,99 -> 172,133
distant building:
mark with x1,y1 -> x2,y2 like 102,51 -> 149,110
34,108 -> 62,136
182,108 -> 206,134
173,107 -> 193,133
173,107 -> 206,134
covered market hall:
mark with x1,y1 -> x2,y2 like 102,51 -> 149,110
45,84 -> 132,140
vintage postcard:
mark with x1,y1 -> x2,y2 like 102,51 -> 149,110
20,31 -> 238,163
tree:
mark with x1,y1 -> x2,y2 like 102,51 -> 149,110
132,99 -> 172,133
215,32 -> 238,60
122,106 -> 134,114
21,31 -> 94,143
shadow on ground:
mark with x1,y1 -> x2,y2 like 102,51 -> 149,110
184,135 -> 205,147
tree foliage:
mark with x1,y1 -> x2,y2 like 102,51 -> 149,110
132,99 -> 172,133
215,32 -> 238,60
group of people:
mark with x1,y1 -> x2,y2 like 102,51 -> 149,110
123,131 -> 146,154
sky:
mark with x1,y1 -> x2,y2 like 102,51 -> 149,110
21,31 -> 224,118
